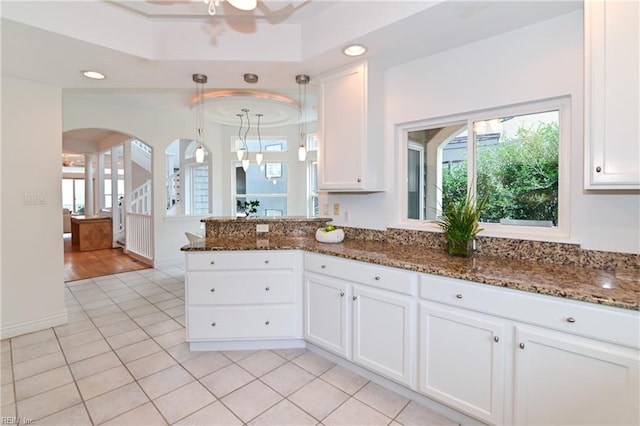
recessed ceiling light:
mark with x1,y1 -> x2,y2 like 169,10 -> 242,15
82,70 -> 106,80
342,44 -> 367,57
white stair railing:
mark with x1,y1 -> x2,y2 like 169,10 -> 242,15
125,213 -> 153,265
131,180 -> 152,214
166,171 -> 181,210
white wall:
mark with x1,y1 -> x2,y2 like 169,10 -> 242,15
326,10 -> 640,254
1,76 -> 68,338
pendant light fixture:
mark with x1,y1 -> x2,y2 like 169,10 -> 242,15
295,74 -> 310,162
236,113 -> 246,162
255,113 -> 264,166
236,109 -> 251,172
193,73 -> 207,164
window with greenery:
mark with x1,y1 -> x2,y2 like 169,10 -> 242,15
235,162 -> 288,217
405,100 -> 567,235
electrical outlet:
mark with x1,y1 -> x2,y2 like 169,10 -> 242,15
344,211 -> 349,221
333,203 -> 340,215
256,224 -> 269,233
322,204 -> 329,215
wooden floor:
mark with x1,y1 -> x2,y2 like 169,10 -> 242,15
64,234 -> 150,282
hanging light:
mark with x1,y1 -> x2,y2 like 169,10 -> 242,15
193,73 -> 208,164
255,113 -> 263,166
295,74 -> 310,162
236,113 -> 246,161
242,109 -> 251,171
204,0 -> 257,16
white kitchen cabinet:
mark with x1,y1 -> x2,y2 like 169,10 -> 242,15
185,251 -> 302,349
419,273 -> 640,425
317,61 -> 385,191
303,252 -> 417,386
513,325 -> 639,426
418,302 -> 505,425
303,273 -> 350,357
584,0 -> 640,189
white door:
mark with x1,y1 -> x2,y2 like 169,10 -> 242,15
352,286 -> 415,386
303,274 -> 349,357
513,325 -> 640,425
419,302 -> 506,424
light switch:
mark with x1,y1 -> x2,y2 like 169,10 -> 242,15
333,203 -> 340,215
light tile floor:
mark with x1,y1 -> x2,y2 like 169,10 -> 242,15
0,267 -> 459,425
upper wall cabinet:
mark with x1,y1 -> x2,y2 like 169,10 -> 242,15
318,61 -> 385,191
584,0 -> 640,189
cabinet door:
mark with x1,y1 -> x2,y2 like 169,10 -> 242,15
303,274 -> 349,357
352,286 -> 415,386
318,63 -> 366,190
418,302 -> 505,424
585,0 -> 640,188
513,325 -> 640,425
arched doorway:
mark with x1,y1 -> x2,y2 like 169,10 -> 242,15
62,129 -> 154,280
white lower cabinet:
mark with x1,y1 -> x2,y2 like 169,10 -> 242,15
418,302 -> 505,424
513,325 -> 639,426
303,253 -> 417,386
185,251 -> 301,346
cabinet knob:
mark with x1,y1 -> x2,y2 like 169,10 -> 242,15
357,178 -> 362,183
264,259 -> 270,264
321,264 -> 327,269
595,166 -> 602,173
265,321 -> 270,325
353,296 -> 358,301
566,317 -> 576,323
265,286 -> 270,291
210,260 -> 215,265
494,336 -> 500,343
374,276 -> 381,281
455,293 -> 463,299
340,291 -> 345,297
519,343 -> 525,349
211,322 -> 216,327
210,288 -> 215,292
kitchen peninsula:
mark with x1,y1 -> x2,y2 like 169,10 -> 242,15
182,217 -> 639,425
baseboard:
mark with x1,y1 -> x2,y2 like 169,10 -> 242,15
0,309 -> 68,340
189,339 -> 305,351
154,255 -> 184,269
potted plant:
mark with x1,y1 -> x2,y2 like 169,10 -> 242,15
236,199 -> 260,218
436,192 -> 486,257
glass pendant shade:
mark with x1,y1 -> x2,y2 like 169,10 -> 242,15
195,145 -> 205,163
255,152 -> 263,165
242,159 -> 250,172
298,144 -> 307,161
236,148 -> 245,162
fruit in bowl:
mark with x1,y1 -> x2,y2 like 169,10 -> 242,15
316,225 -> 344,243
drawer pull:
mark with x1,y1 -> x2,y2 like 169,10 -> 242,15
265,287 -> 270,291
340,291 -> 345,297
494,336 -> 500,343
519,343 -> 525,349
265,321 -> 270,325
264,260 -> 270,264
211,322 -> 216,327
353,296 -> 358,301
455,294 -> 463,299
321,264 -> 327,269
210,288 -> 215,292
566,317 -> 576,323
210,260 -> 215,265
374,276 -> 381,281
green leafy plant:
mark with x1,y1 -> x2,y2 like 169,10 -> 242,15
437,192 -> 486,257
236,199 -> 260,217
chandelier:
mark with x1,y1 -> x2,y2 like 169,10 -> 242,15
204,0 -> 258,16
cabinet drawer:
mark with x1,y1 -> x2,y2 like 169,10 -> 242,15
187,271 -> 294,305
186,251 -> 295,271
304,253 -> 416,295
187,306 -> 297,340
420,274 -> 640,348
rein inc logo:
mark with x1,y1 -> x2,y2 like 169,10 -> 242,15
1,418 -> 33,425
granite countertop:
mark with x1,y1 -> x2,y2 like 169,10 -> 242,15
182,236 -> 640,311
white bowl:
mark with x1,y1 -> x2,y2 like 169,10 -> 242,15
315,228 -> 345,243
